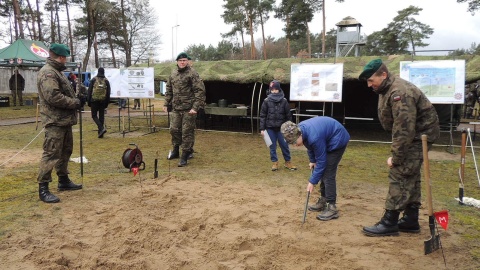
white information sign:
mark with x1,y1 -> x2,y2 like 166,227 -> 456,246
91,67 -> 155,99
399,60 -> 465,104
290,63 -> 344,102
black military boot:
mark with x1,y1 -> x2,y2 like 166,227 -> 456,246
167,145 -> 180,160
39,182 -> 60,203
58,175 -> 83,191
178,151 -> 191,167
362,210 -> 400,237
398,205 -> 420,233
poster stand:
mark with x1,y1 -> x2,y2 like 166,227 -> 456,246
400,50 -> 465,154
117,99 -> 156,135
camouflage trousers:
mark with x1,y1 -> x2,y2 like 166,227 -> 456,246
11,90 -> 23,106
37,126 -> 73,183
385,142 -> 431,210
170,110 -> 196,152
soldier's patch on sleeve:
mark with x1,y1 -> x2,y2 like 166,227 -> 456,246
393,95 -> 401,102
46,73 -> 54,78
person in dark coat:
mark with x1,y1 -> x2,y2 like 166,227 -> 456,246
259,80 -> 296,171
87,67 -> 111,138
9,70 -> 25,106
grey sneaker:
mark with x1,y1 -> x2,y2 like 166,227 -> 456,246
308,197 -> 327,212
316,203 -> 339,221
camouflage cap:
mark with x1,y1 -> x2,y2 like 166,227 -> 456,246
359,59 -> 382,80
49,43 -> 70,57
281,121 -> 301,144
176,52 -> 191,61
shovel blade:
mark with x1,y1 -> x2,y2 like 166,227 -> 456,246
424,234 -> 440,255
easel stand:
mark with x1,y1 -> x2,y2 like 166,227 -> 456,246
117,99 -> 156,135
465,128 -> 480,186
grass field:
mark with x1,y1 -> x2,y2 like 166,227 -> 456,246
1,101 -> 480,266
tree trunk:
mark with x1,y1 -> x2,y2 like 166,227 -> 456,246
55,0 -> 61,43
65,1 -> 74,62
83,0 -> 95,71
120,0 -> 131,67
26,0 -> 37,40
248,15 -> 256,60
107,32 -> 117,68
36,0 -> 43,41
306,22 -> 311,57
260,14 -> 266,60
12,0 -> 24,39
322,0 -> 326,57
240,31 -> 246,60
286,16 -> 291,58
50,0 -> 55,42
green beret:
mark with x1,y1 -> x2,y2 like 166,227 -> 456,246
359,59 -> 382,80
176,52 -> 191,61
49,43 -> 70,57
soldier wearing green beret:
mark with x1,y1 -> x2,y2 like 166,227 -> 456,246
163,52 -> 206,167
36,43 -> 85,203
359,59 -> 440,236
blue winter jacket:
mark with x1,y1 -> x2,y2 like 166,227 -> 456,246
298,116 -> 350,185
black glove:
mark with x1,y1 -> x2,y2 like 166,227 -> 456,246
166,104 -> 172,112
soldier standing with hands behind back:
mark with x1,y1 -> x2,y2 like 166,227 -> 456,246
359,59 -> 440,236
9,69 -> 25,106
163,52 -> 206,167
36,43 -> 85,203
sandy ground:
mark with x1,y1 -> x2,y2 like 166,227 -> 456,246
0,147 -> 478,270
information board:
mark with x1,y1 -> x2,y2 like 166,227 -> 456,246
290,63 -> 344,102
399,60 -> 465,104
91,67 -> 155,99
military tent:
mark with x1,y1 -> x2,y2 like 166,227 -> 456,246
0,39 -> 76,68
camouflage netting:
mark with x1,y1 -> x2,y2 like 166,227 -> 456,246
151,55 -> 480,84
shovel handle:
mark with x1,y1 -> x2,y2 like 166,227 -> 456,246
422,134 -> 433,216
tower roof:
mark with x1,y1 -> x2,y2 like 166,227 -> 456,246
335,16 -> 362,27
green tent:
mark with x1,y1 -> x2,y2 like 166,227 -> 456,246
0,39 -> 76,68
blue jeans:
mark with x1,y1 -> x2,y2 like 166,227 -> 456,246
267,128 -> 291,162
319,145 -> 347,204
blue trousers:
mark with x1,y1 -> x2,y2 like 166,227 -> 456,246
267,128 -> 291,162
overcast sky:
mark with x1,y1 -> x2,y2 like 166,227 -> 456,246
153,0 -> 480,60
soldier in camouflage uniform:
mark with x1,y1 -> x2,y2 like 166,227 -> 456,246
163,52 -> 206,167
359,59 -> 440,237
36,43 -> 85,203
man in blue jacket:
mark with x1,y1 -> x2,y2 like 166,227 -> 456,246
281,117 -> 350,221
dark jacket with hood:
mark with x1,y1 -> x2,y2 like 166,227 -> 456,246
87,68 -> 111,106
259,85 -> 292,131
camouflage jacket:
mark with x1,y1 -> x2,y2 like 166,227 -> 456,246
374,75 -> 440,165
37,58 -> 80,127
165,65 -> 206,111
